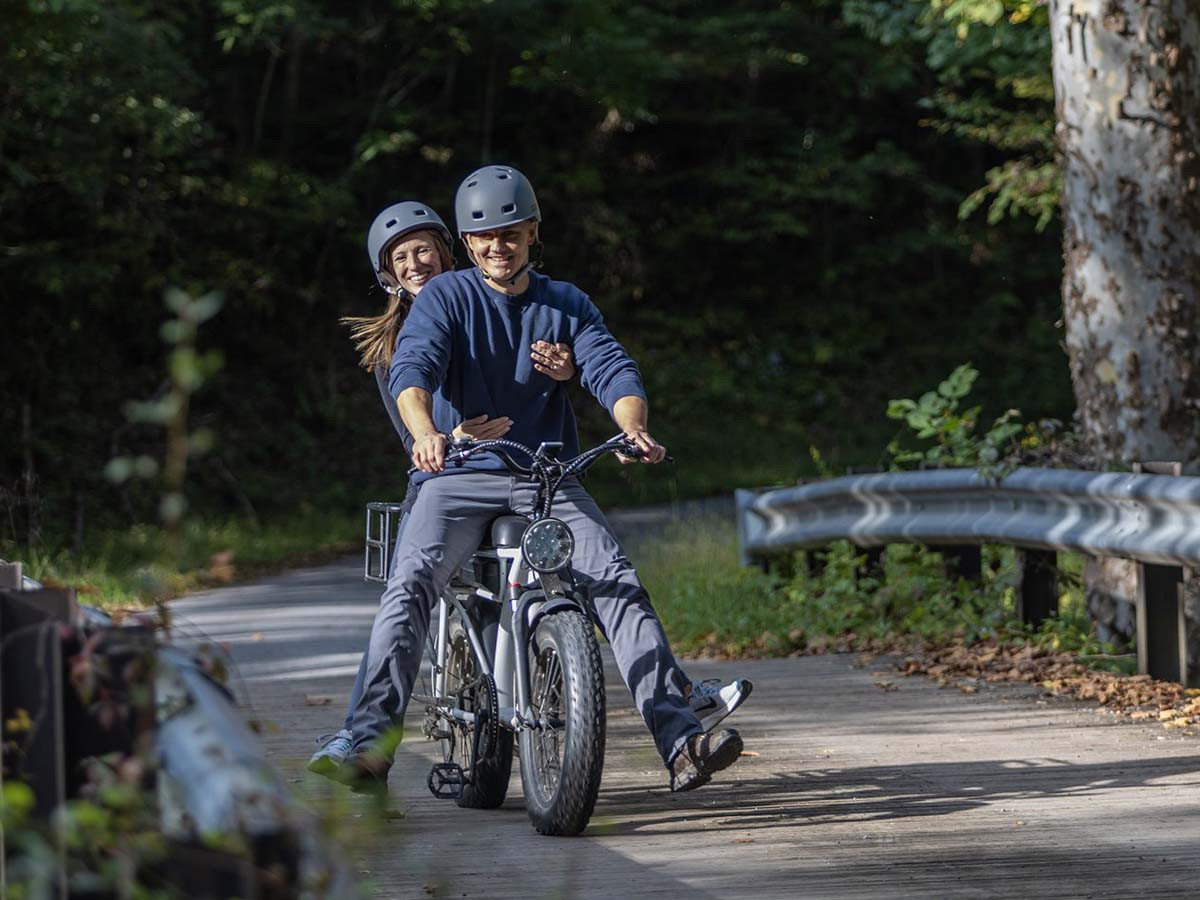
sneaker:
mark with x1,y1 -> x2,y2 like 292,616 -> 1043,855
307,729 -> 354,778
669,728 -> 743,793
689,678 -> 753,732
334,749 -> 392,796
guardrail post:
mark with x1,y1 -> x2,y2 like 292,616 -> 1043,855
1017,550 -> 1058,629
1131,461 -> 1192,685
0,562 -> 22,590
856,545 -> 884,583
1,587 -> 74,900
928,545 -> 983,583
1137,563 -> 1188,684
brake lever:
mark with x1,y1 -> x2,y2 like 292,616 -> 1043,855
407,434 -> 472,475
614,441 -> 674,464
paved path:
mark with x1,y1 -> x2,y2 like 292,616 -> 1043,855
172,540 -> 1200,899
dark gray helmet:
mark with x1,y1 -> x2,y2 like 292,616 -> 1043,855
454,166 -> 541,235
366,201 -> 452,291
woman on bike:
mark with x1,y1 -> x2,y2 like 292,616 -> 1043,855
308,200 -> 576,776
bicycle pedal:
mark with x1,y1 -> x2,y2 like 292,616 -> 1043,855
427,763 -> 466,800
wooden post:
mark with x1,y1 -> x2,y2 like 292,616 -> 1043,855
1131,462 -> 1192,685
0,589 -> 70,899
1017,549 -> 1058,629
0,562 -> 22,590
1136,564 -> 1188,684
928,544 -> 983,583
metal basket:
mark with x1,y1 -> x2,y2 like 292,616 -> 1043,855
364,501 -> 407,584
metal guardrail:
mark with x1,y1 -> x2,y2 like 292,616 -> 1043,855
736,466 -> 1200,686
1,573 -> 359,898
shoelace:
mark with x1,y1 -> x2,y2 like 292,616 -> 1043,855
691,678 -> 724,699
314,730 -> 352,746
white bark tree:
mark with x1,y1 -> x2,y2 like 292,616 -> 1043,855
1051,0 -> 1200,463
1050,1 -> 1200,648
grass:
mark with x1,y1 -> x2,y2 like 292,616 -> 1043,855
7,508 -> 363,610
630,516 -> 1119,661
9,499 -> 1120,666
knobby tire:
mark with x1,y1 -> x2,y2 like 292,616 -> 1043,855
518,609 -> 606,836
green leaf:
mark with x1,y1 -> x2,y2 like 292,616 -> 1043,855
104,457 -> 134,483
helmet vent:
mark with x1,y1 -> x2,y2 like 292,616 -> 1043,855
498,173 -> 510,180
501,203 -> 515,213
385,219 -> 397,228
413,209 -> 427,217
472,210 -> 485,220
467,180 -> 478,188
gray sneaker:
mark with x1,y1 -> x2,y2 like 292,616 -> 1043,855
670,728 -> 743,793
307,728 -> 353,778
689,678 -> 753,732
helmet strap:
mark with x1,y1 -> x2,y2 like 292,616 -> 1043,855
378,269 -> 405,295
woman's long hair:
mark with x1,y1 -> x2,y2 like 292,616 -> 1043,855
340,230 -> 455,371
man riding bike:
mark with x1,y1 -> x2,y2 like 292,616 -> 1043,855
340,166 -> 748,795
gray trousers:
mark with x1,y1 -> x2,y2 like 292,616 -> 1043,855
348,471 -> 702,766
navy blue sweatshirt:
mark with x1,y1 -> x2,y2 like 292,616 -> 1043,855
389,268 -> 646,481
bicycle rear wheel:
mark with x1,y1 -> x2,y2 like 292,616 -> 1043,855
443,609 -> 513,809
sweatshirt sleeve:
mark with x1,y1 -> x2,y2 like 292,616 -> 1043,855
389,286 -> 453,398
572,297 -> 647,414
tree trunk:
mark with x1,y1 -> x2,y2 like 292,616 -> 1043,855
1050,1 -> 1200,654
1051,0 -> 1200,462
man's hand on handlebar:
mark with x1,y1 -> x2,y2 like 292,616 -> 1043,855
412,432 -> 449,473
618,429 -> 667,465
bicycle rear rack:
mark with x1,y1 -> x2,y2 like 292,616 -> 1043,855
364,501 -> 407,584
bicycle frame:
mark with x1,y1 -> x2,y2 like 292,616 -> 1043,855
429,546 -> 576,732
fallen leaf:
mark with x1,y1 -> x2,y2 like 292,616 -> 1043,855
304,695 -> 334,706
739,750 -> 760,757
958,683 -> 978,694
874,680 -> 899,692
733,837 -> 755,844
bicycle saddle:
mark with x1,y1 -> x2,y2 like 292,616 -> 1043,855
484,515 -> 528,549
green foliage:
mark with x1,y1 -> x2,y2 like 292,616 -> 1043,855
638,518 -> 1105,661
1,0 -> 1073,550
3,755 -> 170,899
886,363 -> 1024,470
843,0 -> 1056,228
17,508 -> 361,608
105,288 -> 224,533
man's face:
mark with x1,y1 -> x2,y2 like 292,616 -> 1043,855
464,221 -> 537,283
388,231 -> 444,295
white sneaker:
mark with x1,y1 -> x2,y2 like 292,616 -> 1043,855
689,678 -> 753,732
307,728 -> 354,778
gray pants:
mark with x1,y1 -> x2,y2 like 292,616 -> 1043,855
348,471 -> 702,766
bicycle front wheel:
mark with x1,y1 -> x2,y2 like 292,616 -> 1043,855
518,609 -> 606,836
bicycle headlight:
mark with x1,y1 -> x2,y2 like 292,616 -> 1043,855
521,518 -> 574,573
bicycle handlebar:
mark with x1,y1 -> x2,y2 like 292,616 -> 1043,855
407,434 -> 672,478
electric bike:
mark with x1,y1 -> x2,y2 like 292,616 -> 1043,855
364,434 -> 656,836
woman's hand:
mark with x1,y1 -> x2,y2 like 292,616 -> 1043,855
531,341 -> 575,382
452,414 -> 513,441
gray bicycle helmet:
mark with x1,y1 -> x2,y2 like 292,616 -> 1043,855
366,201 -> 452,292
454,165 -> 541,235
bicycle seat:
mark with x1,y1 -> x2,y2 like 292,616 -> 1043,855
484,515 -> 528,549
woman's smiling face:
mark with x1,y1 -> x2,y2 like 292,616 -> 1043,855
388,230 -> 445,294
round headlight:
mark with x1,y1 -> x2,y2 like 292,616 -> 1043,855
520,518 -> 575,573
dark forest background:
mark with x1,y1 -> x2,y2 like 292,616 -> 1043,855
2,0 -> 1068,549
